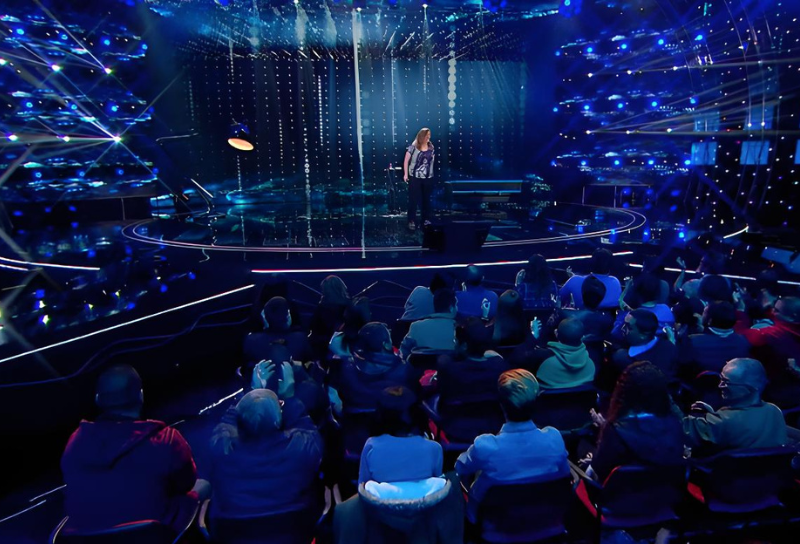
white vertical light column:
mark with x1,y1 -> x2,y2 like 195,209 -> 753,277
352,8 -> 366,257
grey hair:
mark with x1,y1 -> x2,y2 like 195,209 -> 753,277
236,389 -> 282,439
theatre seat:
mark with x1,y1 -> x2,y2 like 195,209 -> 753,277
49,510 -> 196,544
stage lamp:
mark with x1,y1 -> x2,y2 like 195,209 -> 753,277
228,122 -> 254,151
7,134 -> 19,142
0,58 -> 7,65
112,135 -> 122,143
104,67 -> 113,74
60,135 -> 70,142
51,64 -> 62,72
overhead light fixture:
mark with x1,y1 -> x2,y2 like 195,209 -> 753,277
227,121 -> 254,151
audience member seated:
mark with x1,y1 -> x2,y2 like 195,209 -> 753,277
456,264 -> 498,321
61,365 -> 208,533
559,248 -> 622,309
329,322 -> 418,413
329,296 -> 371,359
683,358 -> 787,456
735,296 -> 800,408
400,288 -> 458,360
309,275 -> 352,359
612,273 -> 675,339
697,274 -> 733,305
334,386 -> 462,544
609,309 -> 677,386
556,275 -> 614,347
208,384 -> 323,520
435,318 -> 509,441
244,296 -> 314,363
675,252 -> 726,300
456,369 -> 569,516
514,254 -> 559,316
526,318 -> 595,390
400,273 -> 447,321
491,290 -> 529,346
588,362 -> 684,482
678,301 -> 749,376
359,386 -> 443,484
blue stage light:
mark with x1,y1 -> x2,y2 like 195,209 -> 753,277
648,159 -> 655,166
68,205 -> 77,212
553,106 -> 559,112
658,39 -> 665,45
44,207 -> 52,213
586,47 -> 593,53
111,105 -> 119,112
160,284 -> 168,293
16,28 -> 25,35
25,102 -> 33,108
12,210 -> 23,217
70,104 -> 78,110
555,50 -> 561,56
580,161 -> 587,166
617,103 -> 624,109
78,170 -> 85,177
614,160 -> 621,166
103,39 -> 111,46
690,97 -> 697,105
60,34 -> 67,40
87,249 -> 96,258
621,43 -> 628,50
678,231 -> 685,239
153,167 -> 160,174
34,171 -> 42,178
116,168 -> 124,176
684,159 -> 691,166
142,43 -> 148,50
695,34 -> 704,41
70,222 -> 79,228
651,101 -> 659,107
35,289 -> 45,299
188,272 -> 197,280
583,104 -> 590,111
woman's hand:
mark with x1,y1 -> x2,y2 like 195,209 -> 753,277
404,174 -> 409,183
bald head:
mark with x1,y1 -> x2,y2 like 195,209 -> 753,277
775,297 -> 800,324
725,358 -> 768,394
95,365 -> 143,413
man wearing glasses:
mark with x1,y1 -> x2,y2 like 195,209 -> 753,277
683,358 -> 787,456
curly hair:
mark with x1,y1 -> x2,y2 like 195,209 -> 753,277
603,361 -> 672,436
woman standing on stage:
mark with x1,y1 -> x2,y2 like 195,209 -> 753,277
403,127 -> 435,231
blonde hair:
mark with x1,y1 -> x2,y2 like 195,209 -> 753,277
414,128 -> 432,150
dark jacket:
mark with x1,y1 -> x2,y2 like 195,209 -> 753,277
612,338 -> 678,382
244,330 -> 315,364
333,352 -> 419,411
61,417 -> 197,532
679,331 -> 750,375
592,413 -> 685,483
209,398 -> 323,519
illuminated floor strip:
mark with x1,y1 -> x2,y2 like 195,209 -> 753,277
0,284 -> 255,364
251,251 -> 635,275
0,255 -> 100,271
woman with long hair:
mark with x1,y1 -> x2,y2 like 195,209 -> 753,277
403,128 -> 436,231
514,254 -> 558,314
590,361 -> 684,481
309,275 -> 351,359
491,290 -> 529,346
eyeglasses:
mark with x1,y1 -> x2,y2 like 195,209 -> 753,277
719,377 -> 756,391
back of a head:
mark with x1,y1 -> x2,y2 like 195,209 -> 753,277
497,289 -> 523,317
429,272 -> 447,293
706,301 -> 737,330
320,275 -> 350,305
262,296 -> 290,330
581,275 -> 607,310
341,296 -> 372,338
630,309 -> 658,339
726,358 -> 768,395
634,273 -> 661,304
465,265 -> 484,287
236,389 -> 282,439
698,274 -> 732,303
590,249 -> 612,275
95,364 -> 143,413
756,268 -> 780,296
557,318 -> 585,346
458,317 -> 494,355
373,386 -> 420,436
433,288 -> 456,314
497,369 -> 539,422
355,322 -> 392,355
776,297 -> 800,324
607,361 -> 671,424
523,254 -> 553,291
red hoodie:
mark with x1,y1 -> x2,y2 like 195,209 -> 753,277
736,311 -> 800,395
61,417 -> 197,532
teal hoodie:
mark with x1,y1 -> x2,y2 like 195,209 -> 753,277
536,341 -> 595,389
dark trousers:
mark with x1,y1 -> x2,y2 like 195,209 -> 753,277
407,176 -> 434,224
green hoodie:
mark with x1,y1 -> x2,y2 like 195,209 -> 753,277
536,341 -> 595,389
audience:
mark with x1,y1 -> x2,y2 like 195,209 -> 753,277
491,289 -> 529,346
683,358 -> 787,456
209,385 -> 323,519
736,296 -> 800,408
61,365 -> 208,533
528,318 -> 595,390
330,322 -> 418,413
559,248 -> 621,309
309,275 -> 352,358
678,301 -> 749,375
514,254 -> 559,315
456,264 -> 498,321
613,273 -> 674,339
358,386 -> 443,484
401,272 -> 447,321
609,309 -> 677,385
400,288 -> 458,359
589,362 -> 684,482
435,318 -> 509,441
329,296 -> 372,359
244,296 -> 314,363
456,369 -> 569,515
558,275 -> 614,347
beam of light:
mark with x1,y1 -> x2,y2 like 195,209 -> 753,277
251,252 -> 636,275
723,225 -> 749,239
33,0 -> 108,71
198,388 -> 245,415
0,284 -> 256,365
0,500 -> 47,524
0,263 -> 29,272
0,256 -> 100,271
29,485 -> 67,503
